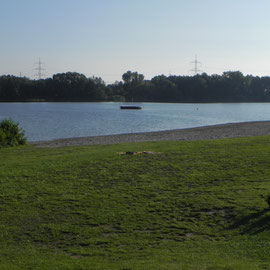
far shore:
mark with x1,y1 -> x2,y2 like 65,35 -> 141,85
31,121 -> 270,148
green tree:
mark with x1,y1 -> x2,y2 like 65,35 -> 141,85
122,71 -> 144,84
122,71 -> 145,101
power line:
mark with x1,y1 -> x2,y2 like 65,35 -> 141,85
34,58 -> 45,79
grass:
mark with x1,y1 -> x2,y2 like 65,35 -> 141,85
1,136 -> 270,269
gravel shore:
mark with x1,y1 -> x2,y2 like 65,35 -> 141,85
31,121 -> 270,148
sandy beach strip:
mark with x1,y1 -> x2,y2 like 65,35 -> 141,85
31,121 -> 270,148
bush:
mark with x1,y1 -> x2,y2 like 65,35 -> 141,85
0,119 -> 27,147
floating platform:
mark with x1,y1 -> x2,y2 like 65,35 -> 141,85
120,105 -> 142,110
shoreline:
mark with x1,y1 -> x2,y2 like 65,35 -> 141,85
31,121 -> 270,148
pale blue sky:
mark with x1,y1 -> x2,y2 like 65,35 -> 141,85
1,0 -> 270,83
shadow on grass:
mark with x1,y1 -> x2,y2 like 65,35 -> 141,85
229,208 -> 270,234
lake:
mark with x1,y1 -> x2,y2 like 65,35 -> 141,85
0,102 -> 270,142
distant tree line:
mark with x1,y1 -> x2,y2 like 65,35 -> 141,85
1,70 -> 270,102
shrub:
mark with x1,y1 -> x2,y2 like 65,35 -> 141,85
0,119 -> 27,147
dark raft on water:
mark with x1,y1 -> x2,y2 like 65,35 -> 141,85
120,105 -> 142,110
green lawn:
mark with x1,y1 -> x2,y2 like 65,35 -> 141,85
1,136 -> 270,269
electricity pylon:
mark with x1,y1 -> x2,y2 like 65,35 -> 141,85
34,58 -> 45,79
190,55 -> 202,75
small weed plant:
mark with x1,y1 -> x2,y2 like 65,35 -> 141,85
0,118 -> 27,147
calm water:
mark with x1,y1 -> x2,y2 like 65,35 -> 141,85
0,102 -> 270,142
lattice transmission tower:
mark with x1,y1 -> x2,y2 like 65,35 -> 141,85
190,55 -> 202,75
34,58 -> 45,79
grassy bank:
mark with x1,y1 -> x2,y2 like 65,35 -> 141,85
1,137 -> 270,269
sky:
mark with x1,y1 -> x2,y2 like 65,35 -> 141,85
1,0 -> 270,83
